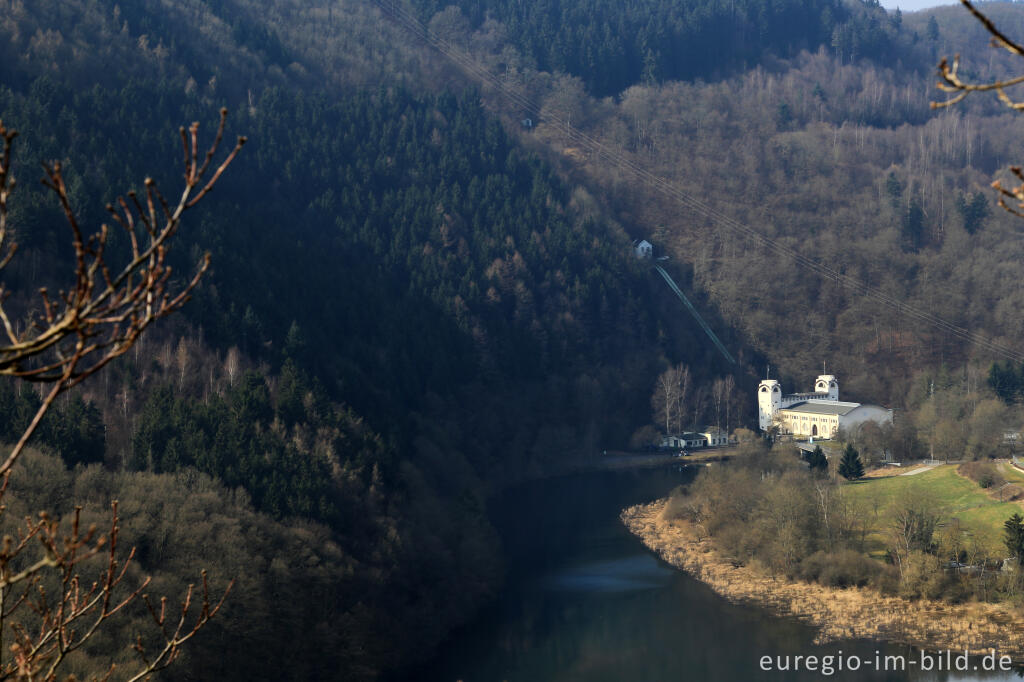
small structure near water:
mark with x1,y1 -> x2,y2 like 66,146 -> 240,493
661,429 -> 731,450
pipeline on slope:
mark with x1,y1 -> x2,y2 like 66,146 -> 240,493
368,0 -> 1024,365
654,265 -> 736,365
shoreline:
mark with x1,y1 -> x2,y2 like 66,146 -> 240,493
622,499 -> 1024,660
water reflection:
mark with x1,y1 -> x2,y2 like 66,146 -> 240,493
412,468 -> 1023,682
544,555 -> 673,593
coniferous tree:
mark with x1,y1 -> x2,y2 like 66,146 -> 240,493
1005,513 -> 1024,565
838,443 -> 864,480
0,110 -> 241,681
805,444 -> 828,474
956,191 -> 990,234
988,361 -> 1021,404
902,196 -> 926,251
885,171 -> 903,211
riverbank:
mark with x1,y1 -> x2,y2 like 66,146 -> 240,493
622,499 -> 1024,659
545,446 -> 737,476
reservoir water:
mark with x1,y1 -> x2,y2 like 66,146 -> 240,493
413,465 -> 1020,681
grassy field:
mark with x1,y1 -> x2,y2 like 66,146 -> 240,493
842,464 -> 1022,555
998,460 -> 1024,484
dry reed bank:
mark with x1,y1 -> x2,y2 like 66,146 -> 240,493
623,499 -> 1024,659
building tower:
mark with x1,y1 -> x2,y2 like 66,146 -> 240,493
814,374 -> 839,401
757,379 -> 782,431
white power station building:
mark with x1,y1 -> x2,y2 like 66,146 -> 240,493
757,374 -> 892,439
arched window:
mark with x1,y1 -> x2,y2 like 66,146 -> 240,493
812,424 -> 818,436
760,386 -> 768,393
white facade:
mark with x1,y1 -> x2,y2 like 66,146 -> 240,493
840,404 -> 894,433
634,239 -> 653,259
779,401 -> 848,438
662,433 -> 706,448
662,430 -> 730,449
757,379 -> 783,431
758,373 -> 892,438
758,374 -> 840,431
700,429 -> 729,446
778,402 -> 893,438
814,374 -> 839,400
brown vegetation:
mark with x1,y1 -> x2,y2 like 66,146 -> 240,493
0,111 -> 241,678
624,499 -> 1024,657
958,461 -> 1024,501
384,0 -> 1024,405
661,444 -> 1024,605
935,0 -> 1024,217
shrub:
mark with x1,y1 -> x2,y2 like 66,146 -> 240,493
715,522 -> 758,565
659,488 -> 689,522
958,461 -> 1005,489
797,550 -> 884,588
1005,484 -> 1024,501
870,565 -> 900,595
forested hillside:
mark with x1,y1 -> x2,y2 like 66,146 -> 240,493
562,51 -> 1024,402
415,0 -> 1024,409
410,0 -> 911,96
0,1 -> 743,678
4,0 -> 1024,678
368,0 -> 1024,460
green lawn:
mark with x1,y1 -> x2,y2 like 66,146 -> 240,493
842,465 -> 1021,555
998,460 -> 1024,484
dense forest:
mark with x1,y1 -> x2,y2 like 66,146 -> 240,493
360,0 -> 1024,439
409,0 -> 923,96
446,2 -> 1024,409
3,0 -> 1024,678
0,86 -> 673,679
0,1 -> 741,677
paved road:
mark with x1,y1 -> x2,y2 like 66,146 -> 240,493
900,462 -> 941,476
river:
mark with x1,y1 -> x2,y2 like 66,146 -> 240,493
411,465 -> 1020,681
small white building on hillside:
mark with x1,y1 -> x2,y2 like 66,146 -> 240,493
634,239 -> 653,259
757,374 -> 892,438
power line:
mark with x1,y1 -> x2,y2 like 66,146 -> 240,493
371,0 -> 1024,365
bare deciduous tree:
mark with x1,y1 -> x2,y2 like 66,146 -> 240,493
888,490 -> 942,583
934,0 -> 1024,215
690,385 -> 706,433
224,346 -> 241,388
0,109 -> 244,471
723,374 -> 736,433
0,108 -> 244,680
711,377 -> 725,429
651,363 -> 689,436
176,337 -> 190,390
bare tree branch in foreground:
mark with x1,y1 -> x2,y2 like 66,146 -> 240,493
1,498 -> 233,681
933,0 -> 1024,216
0,108 -> 245,475
0,110 -> 244,680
